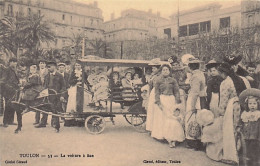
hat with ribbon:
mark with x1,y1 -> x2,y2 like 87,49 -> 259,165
218,63 -> 232,74
224,55 -> 242,66
206,60 -> 220,69
187,57 -> 202,64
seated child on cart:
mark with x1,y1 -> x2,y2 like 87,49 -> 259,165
92,74 -> 109,110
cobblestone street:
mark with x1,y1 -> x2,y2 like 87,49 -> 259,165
0,112 -> 228,166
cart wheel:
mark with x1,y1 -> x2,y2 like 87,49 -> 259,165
124,101 -> 146,132
85,115 -> 106,134
124,101 -> 146,125
130,114 -> 147,133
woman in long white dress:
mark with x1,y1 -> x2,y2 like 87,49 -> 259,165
146,60 -> 160,132
152,64 -> 181,145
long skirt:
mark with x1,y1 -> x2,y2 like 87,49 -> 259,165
201,117 -> 223,161
161,95 -> 185,142
185,95 -> 201,140
151,95 -> 165,140
210,93 -> 219,118
66,86 -> 77,112
146,88 -> 155,131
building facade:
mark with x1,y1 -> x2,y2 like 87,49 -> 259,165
0,0 -> 104,49
103,9 -> 169,42
158,3 -> 241,41
241,0 -> 260,62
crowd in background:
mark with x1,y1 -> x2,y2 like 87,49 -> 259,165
0,53 -> 260,166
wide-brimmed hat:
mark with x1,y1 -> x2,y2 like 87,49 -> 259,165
218,63 -> 232,74
148,58 -> 161,66
224,55 -> 242,65
124,68 -> 135,76
181,54 -> 195,65
206,60 -> 220,69
239,88 -> 260,108
197,109 -> 214,126
98,74 -> 108,81
187,57 -> 202,64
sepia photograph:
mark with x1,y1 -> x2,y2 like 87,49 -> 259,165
0,0 -> 260,166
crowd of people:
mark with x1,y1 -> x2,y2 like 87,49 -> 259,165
0,53 -> 260,166
144,54 -> 260,166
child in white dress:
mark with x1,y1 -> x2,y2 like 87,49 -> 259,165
163,105 -> 185,148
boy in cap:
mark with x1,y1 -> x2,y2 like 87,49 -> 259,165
35,61 -> 66,133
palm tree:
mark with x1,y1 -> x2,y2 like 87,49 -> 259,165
0,15 -> 28,58
89,39 -> 105,58
22,14 -> 55,58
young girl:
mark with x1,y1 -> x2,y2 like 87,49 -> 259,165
92,74 -> 109,110
163,106 -> 185,148
132,73 -> 143,88
241,93 -> 260,166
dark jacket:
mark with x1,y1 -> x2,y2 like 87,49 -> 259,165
22,74 -> 43,101
59,72 -> 70,89
206,75 -> 223,105
154,75 -> 181,104
2,66 -> 19,100
44,72 -> 66,97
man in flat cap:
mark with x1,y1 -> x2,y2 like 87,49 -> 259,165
35,61 -> 66,132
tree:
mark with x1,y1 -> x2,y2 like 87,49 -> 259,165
0,13 -> 55,60
0,15 -> 28,58
21,14 -> 55,59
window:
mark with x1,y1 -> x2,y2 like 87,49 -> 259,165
91,19 -> 93,25
179,25 -> 187,37
62,40 -> 65,46
200,21 -> 211,32
164,28 -> 171,39
7,4 -> 13,16
28,8 -> 31,17
71,16 -> 73,23
220,17 -> 230,29
113,24 -> 115,28
62,14 -> 65,21
38,10 -> 41,17
188,23 -> 199,36
248,15 -> 254,27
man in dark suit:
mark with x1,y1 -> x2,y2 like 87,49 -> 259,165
35,61 -> 66,133
58,62 -> 70,114
2,58 -> 19,127
58,63 -> 70,89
